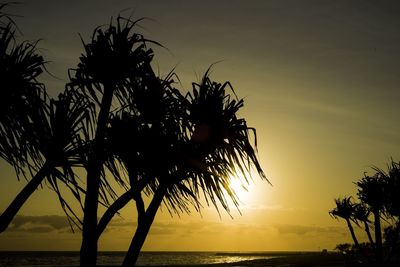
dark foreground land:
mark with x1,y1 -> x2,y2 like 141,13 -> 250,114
0,251 -> 346,267
230,252 -> 345,267
196,253 -> 345,267
12,251 -> 400,267
111,253 -> 345,267
193,252 -> 399,267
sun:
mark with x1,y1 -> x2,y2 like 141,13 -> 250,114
230,178 -> 246,194
228,176 -> 249,203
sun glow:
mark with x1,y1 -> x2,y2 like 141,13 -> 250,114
228,176 -> 251,204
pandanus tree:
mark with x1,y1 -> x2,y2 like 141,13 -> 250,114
377,161 -> 400,222
0,89 -> 93,232
331,160 -> 400,263
95,70 -> 193,239
0,6 -> 46,174
105,71 -> 192,266
98,70 -> 267,267
353,203 -> 375,248
386,162 -> 400,253
356,174 -> 386,262
0,6 -> 91,233
1,8 -> 268,266
68,16 -> 158,267
374,161 -> 400,257
329,197 -> 361,251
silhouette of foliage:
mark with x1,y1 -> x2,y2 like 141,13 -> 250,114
68,15 -> 161,267
0,3 -> 46,176
353,203 -> 375,248
334,243 -> 352,254
0,4 -> 92,233
329,197 -> 362,253
331,159 -> 400,265
1,7 -> 268,267
102,68 -> 268,266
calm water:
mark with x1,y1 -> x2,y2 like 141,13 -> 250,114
0,251 -> 285,266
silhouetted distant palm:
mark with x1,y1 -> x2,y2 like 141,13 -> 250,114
68,16 -> 157,267
330,197 -> 362,251
380,161 -> 400,218
331,161 -> 400,264
382,161 -> 400,256
367,161 -> 400,260
356,174 -> 386,262
353,203 -> 375,248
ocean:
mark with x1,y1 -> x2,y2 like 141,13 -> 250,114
0,251 -> 286,266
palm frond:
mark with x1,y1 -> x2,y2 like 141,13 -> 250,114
329,196 -> 356,221
68,15 -> 156,108
0,17 -> 47,178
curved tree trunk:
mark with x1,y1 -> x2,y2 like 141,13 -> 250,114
346,219 -> 361,251
97,189 -> 134,239
0,162 -> 50,233
373,209 -> 383,263
364,221 -> 375,249
80,86 -> 114,267
97,180 -> 148,239
122,186 -> 166,267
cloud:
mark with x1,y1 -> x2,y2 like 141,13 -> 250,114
109,220 -> 180,235
149,220 -> 258,236
149,225 -> 176,235
106,217 -> 229,235
6,215 -> 347,242
108,218 -> 136,228
8,215 -> 71,233
275,224 -> 346,236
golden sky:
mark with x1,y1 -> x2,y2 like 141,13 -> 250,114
1,0 -> 400,251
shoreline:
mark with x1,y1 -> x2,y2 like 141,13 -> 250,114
105,253 -> 346,267
0,251 -> 346,267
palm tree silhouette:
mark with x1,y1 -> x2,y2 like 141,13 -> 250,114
0,7 -> 90,233
98,70 -> 267,266
353,203 -> 375,248
109,90 -> 186,266
68,16 -> 157,267
330,197 -> 362,252
0,6 -> 46,175
356,174 -> 386,263
331,161 -> 400,264
383,161 -> 400,256
362,161 -> 400,261
2,9 -> 268,266
0,89 -> 92,233
381,161 -> 400,218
